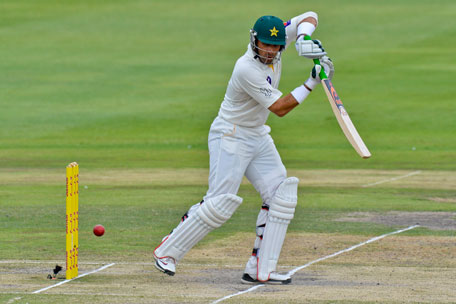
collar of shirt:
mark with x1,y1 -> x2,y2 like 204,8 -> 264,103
246,44 -> 278,70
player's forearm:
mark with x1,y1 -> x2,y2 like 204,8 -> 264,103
268,94 -> 300,117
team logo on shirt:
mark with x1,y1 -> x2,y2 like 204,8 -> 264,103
266,76 -> 272,85
260,87 -> 272,97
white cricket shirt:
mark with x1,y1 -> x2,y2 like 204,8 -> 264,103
218,44 -> 283,128
217,13 -> 315,128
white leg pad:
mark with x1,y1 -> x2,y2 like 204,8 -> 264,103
257,177 -> 298,281
154,193 -> 242,262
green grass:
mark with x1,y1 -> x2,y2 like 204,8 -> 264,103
1,0 -> 455,169
0,0 -> 455,259
1,182 -> 454,261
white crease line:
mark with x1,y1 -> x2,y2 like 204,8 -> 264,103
210,284 -> 265,304
210,225 -> 420,304
32,263 -> 115,294
362,170 -> 422,187
288,225 -> 419,276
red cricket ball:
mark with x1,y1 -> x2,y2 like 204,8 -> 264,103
93,224 -> 105,237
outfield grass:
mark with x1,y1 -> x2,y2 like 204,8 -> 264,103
0,1 -> 455,303
1,0 -> 455,169
0,169 -> 454,263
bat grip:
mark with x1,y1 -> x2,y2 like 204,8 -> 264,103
304,35 -> 327,80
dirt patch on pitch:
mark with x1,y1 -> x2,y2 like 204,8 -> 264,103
334,211 -> 456,230
165,232 -> 456,303
428,197 -> 456,203
184,232 -> 456,303
3,233 -> 455,303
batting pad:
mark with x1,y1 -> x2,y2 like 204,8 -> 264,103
154,193 -> 243,262
257,177 -> 298,281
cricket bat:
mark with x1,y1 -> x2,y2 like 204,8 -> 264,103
305,36 -> 371,159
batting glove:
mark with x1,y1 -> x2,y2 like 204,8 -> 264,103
314,56 -> 334,80
305,56 -> 335,90
295,38 -> 327,59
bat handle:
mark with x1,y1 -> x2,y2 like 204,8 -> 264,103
304,35 -> 328,80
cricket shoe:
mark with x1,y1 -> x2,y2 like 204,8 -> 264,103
154,256 -> 176,276
241,272 -> 291,285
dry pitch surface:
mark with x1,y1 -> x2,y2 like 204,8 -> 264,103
2,233 -> 455,303
1,169 -> 455,303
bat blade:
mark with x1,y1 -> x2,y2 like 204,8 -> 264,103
321,79 -> 371,159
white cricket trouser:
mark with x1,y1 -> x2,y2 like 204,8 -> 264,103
160,116 -> 288,266
203,116 -> 287,203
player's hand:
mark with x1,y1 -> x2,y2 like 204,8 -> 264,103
305,56 -> 335,90
295,38 -> 327,59
313,56 -> 334,80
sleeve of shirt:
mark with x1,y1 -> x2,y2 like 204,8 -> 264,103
233,63 -> 282,109
284,11 -> 318,49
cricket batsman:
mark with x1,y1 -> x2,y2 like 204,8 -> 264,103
154,12 -> 334,284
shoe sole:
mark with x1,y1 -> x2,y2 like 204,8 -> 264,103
241,275 -> 291,285
241,279 -> 291,285
267,278 -> 291,285
241,278 -> 258,285
154,261 -> 175,276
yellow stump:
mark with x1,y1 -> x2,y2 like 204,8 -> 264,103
66,162 -> 79,279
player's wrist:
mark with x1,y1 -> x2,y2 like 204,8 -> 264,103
296,22 -> 316,40
291,85 -> 311,104
305,77 -> 319,90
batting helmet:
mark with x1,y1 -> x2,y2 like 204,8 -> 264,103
251,15 -> 286,46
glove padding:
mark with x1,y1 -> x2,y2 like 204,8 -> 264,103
305,56 -> 335,90
295,38 -> 327,59
311,56 -> 334,81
